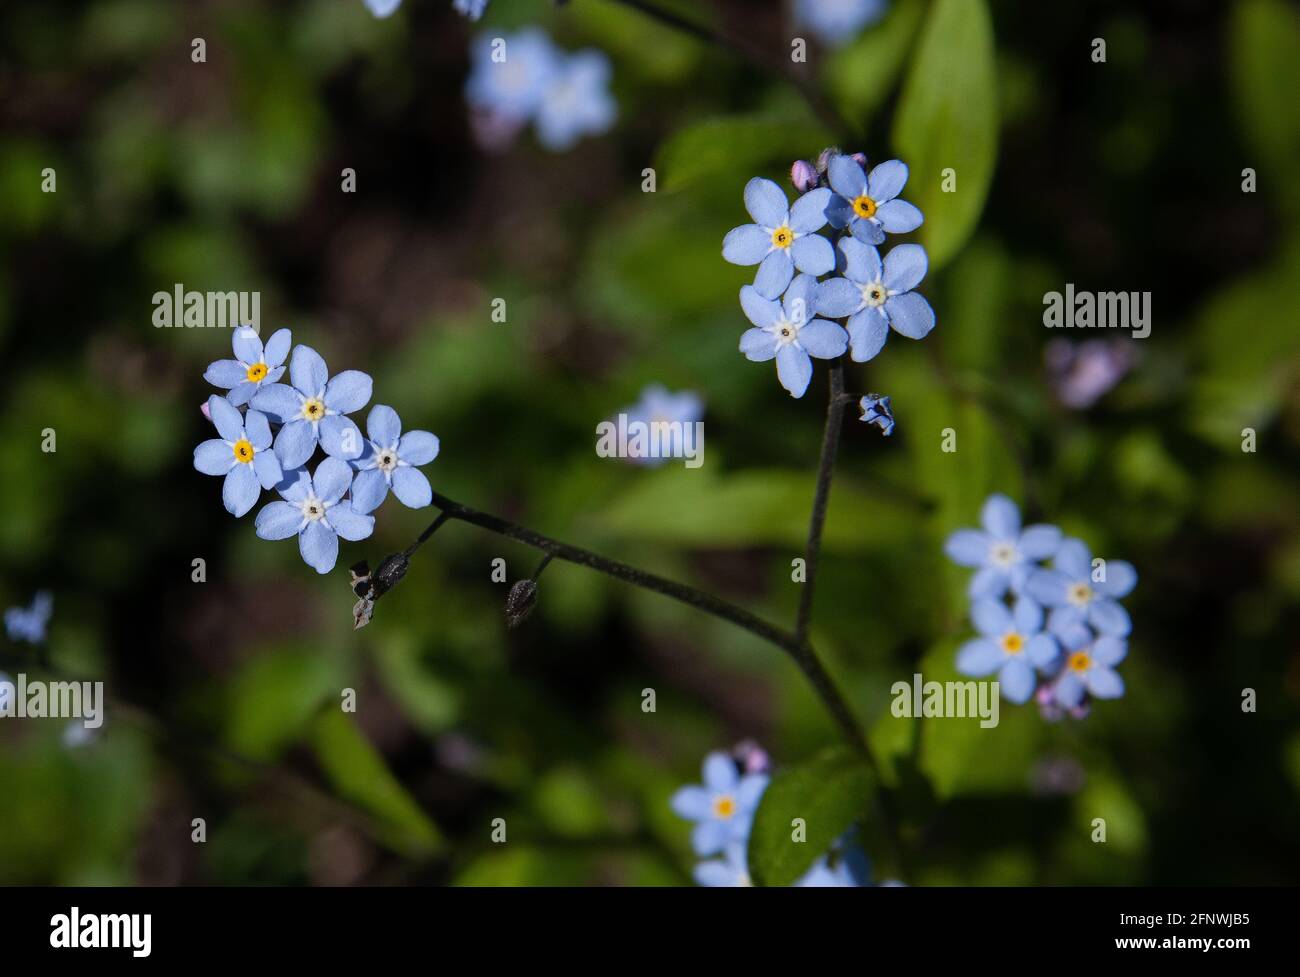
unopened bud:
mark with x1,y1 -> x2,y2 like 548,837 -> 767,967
505,578 -> 538,629
850,152 -> 868,168
858,393 -> 895,436
815,147 -> 840,173
200,401 -> 212,421
790,159 -> 819,193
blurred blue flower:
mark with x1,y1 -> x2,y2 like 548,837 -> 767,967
250,345 -> 371,469
203,327 -> 291,407
795,0 -> 889,47
956,596 -> 1061,704
739,274 -> 848,398
1025,538 -> 1137,638
349,405 -> 441,513
944,494 -> 1064,600
363,0 -> 402,17
617,384 -> 704,466
453,0 -> 488,20
535,49 -> 616,151
825,154 -> 922,246
723,179 -> 835,299
193,396 -> 284,518
693,843 -> 752,887
795,831 -> 873,886
466,29 -> 561,123
670,751 -> 769,856
858,393 -> 895,435
817,240 -> 934,360
254,458 -> 375,575
1053,634 -> 1128,707
5,591 -> 52,644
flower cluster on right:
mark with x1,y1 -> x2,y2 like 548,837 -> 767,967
944,494 -> 1137,718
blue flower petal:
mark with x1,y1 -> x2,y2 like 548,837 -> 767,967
969,565 -> 1010,599
742,177 -> 789,228
739,328 -> 777,362
882,243 -> 928,292
397,430 -> 440,466
227,380 -> 258,407
691,819 -> 727,857
1054,538 -> 1092,578
312,457 -> 354,505
1086,666 -> 1124,699
263,328 -> 292,367
244,409 -> 273,450
797,319 -> 848,359
290,345 -> 328,397
298,520 -> 338,574
788,186 -> 832,233
194,439 -> 234,476
827,154 -> 868,199
702,752 -> 738,792
1018,524 -> 1063,560
791,233 -> 835,276
971,599 -> 1013,637
876,198 -> 923,233
1012,596 -> 1044,633
816,276 -> 863,318
1054,672 -> 1086,707
1089,599 -> 1131,636
825,193 -> 854,229
670,785 -> 712,821
981,494 -> 1021,539
232,327 -> 263,365
883,291 -> 935,339
1025,568 -> 1069,606
775,344 -> 813,398
328,504 -> 374,542
740,286 -> 782,329
956,638 -> 1002,676
274,419 -> 318,470
1098,559 -> 1137,599
391,467 -> 432,508
222,463 -> 260,518
319,414 -> 364,460
250,383 -> 303,424
839,237 -> 882,284
253,448 -> 282,490
846,307 -> 889,362
204,359 -> 246,389
255,500 -> 303,540
999,658 -> 1035,703
350,468 -> 389,514
1027,633 -> 1061,670
849,217 -> 886,245
944,529 -> 990,567
324,370 -> 373,414
752,248 -> 794,299
207,395 -> 245,443
867,160 -> 908,202
722,224 -> 772,265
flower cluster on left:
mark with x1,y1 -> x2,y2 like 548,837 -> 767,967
194,327 -> 440,574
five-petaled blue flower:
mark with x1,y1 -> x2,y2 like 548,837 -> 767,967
956,596 -> 1061,704
1025,538 -> 1136,639
534,50 -> 617,151
944,494 -> 1064,600
466,28 -> 561,122
670,751 -> 769,856
858,393 -> 895,435
193,395 -> 284,518
349,405 -> 441,514
723,179 -> 835,299
251,345 -> 372,470
795,0 -> 889,47
618,384 -> 704,466
739,274 -> 848,398
816,240 -> 934,360
5,591 -> 52,644
825,154 -> 922,246
254,458 -> 375,575
203,327 -> 291,407
1053,632 -> 1127,707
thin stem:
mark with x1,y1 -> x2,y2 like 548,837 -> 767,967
603,0 -> 855,141
795,358 -> 846,646
530,552 -> 555,581
403,509 -> 452,558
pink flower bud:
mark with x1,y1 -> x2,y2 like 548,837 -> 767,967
790,159 -> 819,193
200,401 -> 211,421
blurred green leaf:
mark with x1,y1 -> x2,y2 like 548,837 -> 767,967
747,745 -> 873,886
309,710 -> 444,857
892,0 -> 998,269
655,112 -> 832,194
824,0 -> 925,127
1229,0 -> 1300,212
223,647 -> 342,760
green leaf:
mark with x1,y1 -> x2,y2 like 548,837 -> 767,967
309,710 -> 443,857
824,0 -> 926,126
747,746 -> 874,886
1229,0 -> 1300,212
655,112 -> 832,193
891,0 -> 998,269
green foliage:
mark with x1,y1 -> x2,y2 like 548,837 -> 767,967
824,0 -> 926,127
655,112 -> 833,194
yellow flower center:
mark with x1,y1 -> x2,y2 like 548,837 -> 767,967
771,226 -> 794,249
246,362 -> 268,382
1068,651 -> 1092,672
231,438 -> 255,464
852,194 -> 877,219
712,795 -> 737,820
1068,582 -> 1093,607
301,397 -> 325,421
1001,632 -> 1024,655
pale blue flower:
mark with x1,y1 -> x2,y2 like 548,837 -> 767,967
816,240 -> 934,360
944,494 -> 1064,600
825,154 -> 922,245
349,405 -> 440,513
250,345 -> 371,469
618,385 -> 704,466
364,0 -> 402,17
535,50 -> 616,151
254,458 -> 375,575
453,0 -> 488,20
693,843 -> 752,887
795,0 -> 889,47
466,28 -> 561,122
670,751 -> 769,857
956,596 -> 1061,704
193,396 -> 283,518
739,274 -> 848,398
203,327 -> 291,407
723,179 -> 835,299
1025,538 -> 1137,638
5,591 -> 52,644
1053,633 -> 1127,707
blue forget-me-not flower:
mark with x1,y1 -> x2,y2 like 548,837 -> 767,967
453,0 -> 489,20
254,458 -> 375,575
956,597 -> 1061,704
944,494 -> 1064,600
250,345 -> 372,470
194,395 -> 284,518
1052,633 -> 1127,707
349,405 -> 440,514
5,591 -> 52,644
858,393 -> 895,435
203,327 -> 291,407
363,0 -> 402,17
723,179 -> 835,299
739,274 -> 848,398
1025,538 -> 1137,638
816,240 -> 934,360
825,154 -> 923,246
670,751 -> 769,857
534,50 -> 616,151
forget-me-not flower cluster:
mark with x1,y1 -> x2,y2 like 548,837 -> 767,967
670,745 -> 884,886
723,151 -> 934,398
466,28 -> 615,152
195,330 -> 441,575
945,494 -> 1137,716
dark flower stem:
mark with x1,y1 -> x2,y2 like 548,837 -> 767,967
795,357 -> 845,646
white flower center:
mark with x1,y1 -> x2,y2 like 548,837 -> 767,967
989,542 -> 1018,568
300,495 -> 329,522
861,281 -> 888,308
376,449 -> 399,474
1067,582 -> 1094,607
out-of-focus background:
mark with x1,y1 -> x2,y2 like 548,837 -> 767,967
2,0 -> 1299,885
